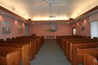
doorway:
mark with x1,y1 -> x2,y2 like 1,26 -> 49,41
25,24 -> 29,36
72,27 -> 76,35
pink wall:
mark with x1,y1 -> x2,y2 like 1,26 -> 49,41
71,13 -> 98,37
0,12 -> 26,40
1,8 -> 98,40
72,19 -> 90,36
29,23 -> 72,39
29,12 -> 98,38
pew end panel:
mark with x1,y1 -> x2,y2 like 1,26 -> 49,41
0,47 -> 20,65
83,54 -> 98,65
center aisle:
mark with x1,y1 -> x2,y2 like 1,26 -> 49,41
30,39 -> 71,65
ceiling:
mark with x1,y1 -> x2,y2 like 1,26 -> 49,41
0,0 -> 98,21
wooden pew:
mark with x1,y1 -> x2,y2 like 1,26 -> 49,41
83,54 -> 98,65
71,42 -> 98,62
24,36 -> 44,55
72,48 -> 98,65
64,38 -> 94,56
19,37 -> 42,57
1,35 -> 44,61
67,40 -> 98,61
5,36 -> 44,60
0,39 -> 4,42
0,47 -> 19,65
0,43 -> 30,65
5,38 -> 37,60
56,36 -> 69,47
35,37 -> 42,52
59,37 -> 89,55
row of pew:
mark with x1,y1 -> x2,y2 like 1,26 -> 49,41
0,34 -> 44,65
56,35 -> 98,65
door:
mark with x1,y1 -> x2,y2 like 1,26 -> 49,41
72,27 -> 76,35
25,24 -> 29,36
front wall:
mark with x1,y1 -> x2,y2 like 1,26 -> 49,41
29,23 -> 72,39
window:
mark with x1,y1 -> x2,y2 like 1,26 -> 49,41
90,21 -> 98,38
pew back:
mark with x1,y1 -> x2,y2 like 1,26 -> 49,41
0,47 -> 19,65
0,43 -> 30,65
72,48 -> 98,65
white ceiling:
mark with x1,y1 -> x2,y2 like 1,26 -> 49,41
0,0 -> 98,20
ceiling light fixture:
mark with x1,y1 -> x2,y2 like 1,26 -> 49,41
43,0 -> 60,19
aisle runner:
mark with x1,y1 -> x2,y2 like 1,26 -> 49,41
30,39 -> 71,65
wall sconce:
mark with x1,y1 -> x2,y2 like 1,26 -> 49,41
0,15 -> 3,22
76,22 -> 79,26
14,20 -> 18,25
23,23 -> 25,27
83,19 -> 87,24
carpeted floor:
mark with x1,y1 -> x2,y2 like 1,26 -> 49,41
30,39 -> 71,65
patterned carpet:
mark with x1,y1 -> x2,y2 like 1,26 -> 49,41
30,39 -> 71,65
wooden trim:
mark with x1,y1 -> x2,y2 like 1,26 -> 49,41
1,5 -> 97,23
76,6 -> 98,18
0,6 -> 27,22
0,6 -> 71,23
30,20 -> 72,22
